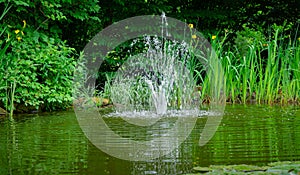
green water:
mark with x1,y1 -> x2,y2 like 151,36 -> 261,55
0,105 -> 300,174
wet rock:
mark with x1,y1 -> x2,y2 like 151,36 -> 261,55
92,97 -> 110,106
74,97 -> 110,108
102,98 -> 110,106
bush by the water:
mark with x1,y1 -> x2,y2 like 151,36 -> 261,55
0,26 -> 75,112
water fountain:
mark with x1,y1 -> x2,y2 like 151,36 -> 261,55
73,13 -> 225,161
110,13 -> 199,118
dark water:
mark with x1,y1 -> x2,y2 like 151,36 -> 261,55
0,105 -> 300,174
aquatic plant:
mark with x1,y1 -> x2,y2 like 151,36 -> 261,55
0,3 -> 13,120
206,23 -> 300,104
98,20 -> 298,107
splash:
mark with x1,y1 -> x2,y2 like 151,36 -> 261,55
110,14 -> 198,116
73,13 -> 225,161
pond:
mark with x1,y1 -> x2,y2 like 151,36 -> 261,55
0,105 -> 300,174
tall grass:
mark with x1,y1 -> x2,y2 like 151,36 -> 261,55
0,3 -> 14,120
202,24 -> 300,105
99,25 -> 299,107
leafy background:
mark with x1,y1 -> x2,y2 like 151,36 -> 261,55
0,0 -> 299,113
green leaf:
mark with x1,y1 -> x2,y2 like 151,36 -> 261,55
32,31 -> 40,43
14,1 -> 29,6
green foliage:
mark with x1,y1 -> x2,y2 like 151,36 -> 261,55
1,0 -> 299,114
0,26 -> 75,111
234,25 -> 267,57
0,3 -> 76,113
204,24 -> 300,104
0,0 -> 101,114
0,2 -> 14,119
1,0 -> 101,50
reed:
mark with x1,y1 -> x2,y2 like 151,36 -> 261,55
0,3 -> 14,120
205,24 -> 300,105
100,24 -> 299,107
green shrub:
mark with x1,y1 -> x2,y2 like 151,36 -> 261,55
0,26 -> 75,112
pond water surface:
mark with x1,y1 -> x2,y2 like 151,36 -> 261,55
0,105 -> 300,174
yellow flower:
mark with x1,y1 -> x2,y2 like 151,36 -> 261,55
192,34 -> 197,39
15,30 -> 20,34
17,36 -> 22,41
212,35 -> 217,40
188,24 -> 193,28
22,20 -> 26,28
263,43 -> 268,47
298,37 -> 300,41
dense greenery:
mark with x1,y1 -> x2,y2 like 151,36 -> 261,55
0,0 -> 100,117
0,0 -> 299,118
206,25 -> 300,104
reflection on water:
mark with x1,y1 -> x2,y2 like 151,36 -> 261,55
0,105 -> 300,174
